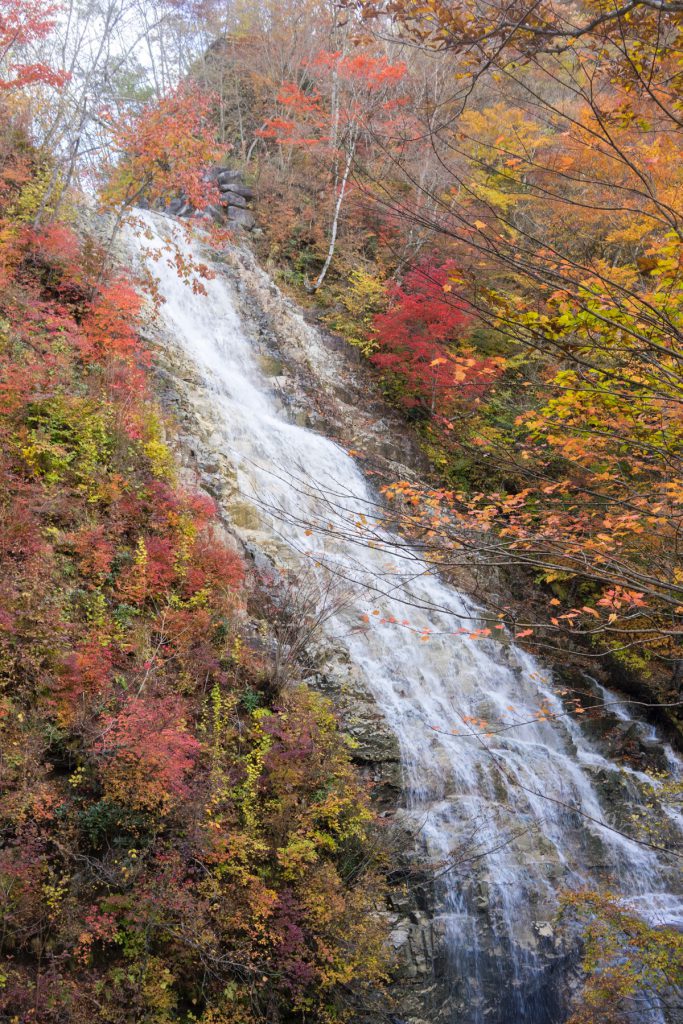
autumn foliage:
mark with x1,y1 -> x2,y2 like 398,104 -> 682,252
330,0 -> 683,681
0,120 -> 385,1022
370,261 -> 502,414
257,50 -> 407,147
223,0 -> 683,683
3,0 -> 683,1019
0,0 -> 69,91
101,81 -> 225,216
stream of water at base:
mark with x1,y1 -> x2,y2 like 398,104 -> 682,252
128,214 -> 682,1024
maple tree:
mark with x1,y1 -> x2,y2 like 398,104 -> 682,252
95,695 -> 201,812
101,80 -> 224,222
0,0 -> 69,91
370,260 -> 502,415
256,47 -> 408,289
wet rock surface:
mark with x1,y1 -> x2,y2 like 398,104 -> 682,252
146,272 -> 562,1024
143,254 -> 461,1023
137,221 -> 682,1024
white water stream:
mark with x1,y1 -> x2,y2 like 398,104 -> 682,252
129,214 -> 682,1023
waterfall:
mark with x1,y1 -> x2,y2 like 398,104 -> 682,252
127,213 -> 682,1023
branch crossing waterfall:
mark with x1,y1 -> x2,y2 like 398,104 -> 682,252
127,213 -> 683,1024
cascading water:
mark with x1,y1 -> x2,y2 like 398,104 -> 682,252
128,213 -> 682,1023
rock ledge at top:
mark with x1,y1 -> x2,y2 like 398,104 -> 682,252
157,165 -> 257,231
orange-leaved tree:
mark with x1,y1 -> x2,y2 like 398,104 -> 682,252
100,80 -> 225,227
0,0 -> 69,92
257,47 -> 408,290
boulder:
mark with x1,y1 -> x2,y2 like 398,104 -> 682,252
220,191 -> 248,209
203,203 -> 228,225
227,207 -> 256,230
219,182 -> 254,199
216,168 -> 244,188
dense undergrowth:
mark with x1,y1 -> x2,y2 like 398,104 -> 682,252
0,133 -> 386,1024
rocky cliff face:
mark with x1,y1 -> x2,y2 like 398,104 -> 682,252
141,237 -> 473,1022
161,166 -> 258,231
139,222 -> 681,1024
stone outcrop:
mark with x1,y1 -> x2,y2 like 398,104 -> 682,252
161,164 -> 258,231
